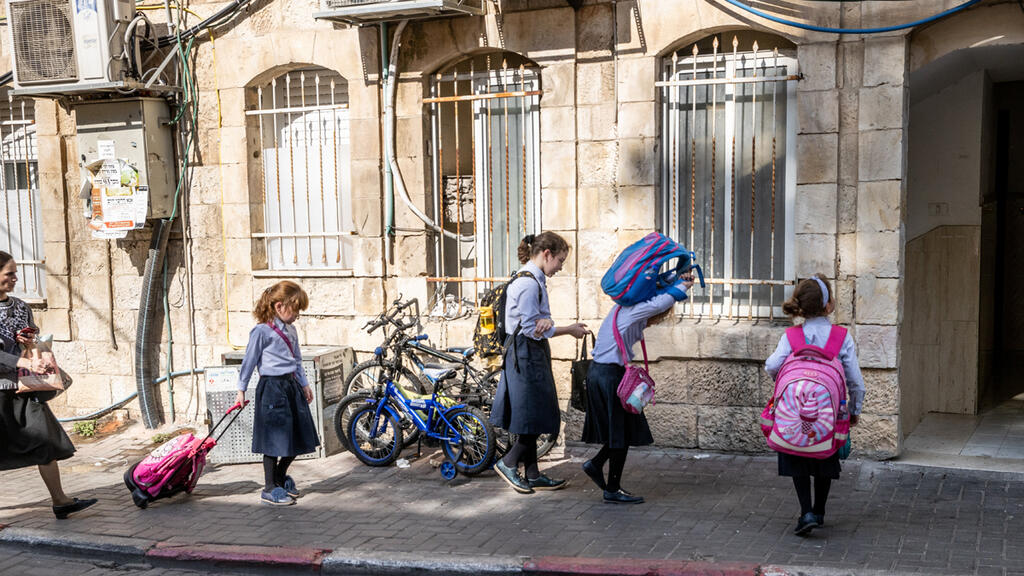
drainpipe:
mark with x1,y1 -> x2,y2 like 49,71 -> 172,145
381,22 -> 394,239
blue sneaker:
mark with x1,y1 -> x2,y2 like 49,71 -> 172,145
283,476 -> 300,499
260,487 -> 294,506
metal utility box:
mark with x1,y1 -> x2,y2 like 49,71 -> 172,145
75,98 -> 176,219
204,346 -> 355,465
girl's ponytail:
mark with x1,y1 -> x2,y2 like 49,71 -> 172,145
782,273 -> 831,319
253,281 -> 309,324
517,231 -> 569,264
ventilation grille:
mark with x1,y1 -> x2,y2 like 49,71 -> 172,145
10,0 -> 78,84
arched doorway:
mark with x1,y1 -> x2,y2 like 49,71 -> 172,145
902,4 -> 1024,462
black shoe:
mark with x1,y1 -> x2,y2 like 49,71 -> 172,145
52,498 -> 97,520
494,460 -> 533,494
794,512 -> 819,536
582,460 -> 606,490
528,474 -> 567,491
814,513 -> 825,527
603,489 -> 644,504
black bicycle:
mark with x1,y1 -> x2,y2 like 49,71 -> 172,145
341,297 -> 558,458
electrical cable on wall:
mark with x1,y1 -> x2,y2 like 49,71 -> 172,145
718,0 -> 982,34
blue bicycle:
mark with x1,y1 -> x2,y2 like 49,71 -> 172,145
345,334 -> 496,478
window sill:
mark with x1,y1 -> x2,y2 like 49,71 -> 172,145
252,269 -> 354,278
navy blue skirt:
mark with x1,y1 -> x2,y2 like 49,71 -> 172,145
581,361 -> 653,448
251,375 -> 320,458
490,335 -> 560,435
0,390 -> 75,471
778,451 -> 841,479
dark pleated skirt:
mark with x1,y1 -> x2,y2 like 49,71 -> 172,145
777,451 -> 841,479
251,374 -> 320,458
0,390 -> 75,471
489,335 -> 560,435
581,361 -> 653,449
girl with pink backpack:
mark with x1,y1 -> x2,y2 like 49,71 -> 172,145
764,274 -> 865,536
580,273 -> 694,504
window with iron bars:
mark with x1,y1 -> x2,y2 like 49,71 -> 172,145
659,33 -> 798,320
247,67 -> 352,271
426,52 -> 541,309
0,88 -> 43,300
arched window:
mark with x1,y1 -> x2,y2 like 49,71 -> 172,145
248,67 -> 351,270
427,51 -> 541,298
660,33 -> 797,318
0,88 -> 43,299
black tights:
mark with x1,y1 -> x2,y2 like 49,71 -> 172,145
591,445 -> 629,492
792,476 -> 831,516
502,434 -> 540,480
263,456 -> 296,491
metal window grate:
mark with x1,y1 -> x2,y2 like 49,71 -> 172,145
659,35 -> 799,320
425,52 -> 541,314
248,67 -> 352,270
0,88 -> 44,299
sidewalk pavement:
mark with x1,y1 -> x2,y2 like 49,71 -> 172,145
1,421 -> 1023,576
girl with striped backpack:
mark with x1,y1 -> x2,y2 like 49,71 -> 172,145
763,274 -> 865,536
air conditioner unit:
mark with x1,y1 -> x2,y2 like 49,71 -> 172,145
6,0 -> 135,90
313,0 -> 485,25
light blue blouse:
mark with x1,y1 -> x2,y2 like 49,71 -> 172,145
237,318 -> 309,391
764,316 -> 866,415
504,261 -> 552,341
592,293 -> 677,365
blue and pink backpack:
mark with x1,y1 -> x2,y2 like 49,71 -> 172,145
761,326 -> 850,459
601,232 -> 704,307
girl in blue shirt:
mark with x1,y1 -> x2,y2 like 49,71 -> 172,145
491,232 -> 589,494
764,274 -> 865,535
580,275 -> 693,504
236,281 -> 320,506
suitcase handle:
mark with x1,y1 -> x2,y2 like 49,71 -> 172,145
226,400 -> 249,415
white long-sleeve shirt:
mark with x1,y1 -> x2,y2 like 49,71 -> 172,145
764,316 -> 866,415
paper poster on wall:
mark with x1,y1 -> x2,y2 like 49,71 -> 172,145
83,158 -> 145,239
97,140 -> 116,160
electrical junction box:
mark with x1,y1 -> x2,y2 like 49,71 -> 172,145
75,97 -> 176,220
205,345 -> 356,464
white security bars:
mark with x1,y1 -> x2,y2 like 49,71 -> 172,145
0,89 -> 43,299
426,52 -> 541,306
659,35 -> 799,319
247,67 -> 352,270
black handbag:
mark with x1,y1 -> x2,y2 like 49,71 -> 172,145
570,334 -> 594,412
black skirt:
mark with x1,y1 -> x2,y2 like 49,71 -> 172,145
777,451 -> 841,479
581,361 -> 653,448
0,390 -> 75,471
489,335 -> 560,435
251,375 -> 320,458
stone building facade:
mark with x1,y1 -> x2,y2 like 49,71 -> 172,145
3,0 -> 1021,459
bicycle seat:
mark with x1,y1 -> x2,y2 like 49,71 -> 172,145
421,366 -> 458,383
446,346 -> 476,359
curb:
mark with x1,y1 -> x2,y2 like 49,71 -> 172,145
0,525 -> 919,576
321,549 -> 525,575
147,542 -> 329,570
525,557 -> 760,576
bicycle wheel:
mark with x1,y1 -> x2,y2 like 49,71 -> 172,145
347,403 -> 404,467
344,360 -> 427,397
495,431 -> 559,460
441,406 -> 495,476
333,392 -> 375,450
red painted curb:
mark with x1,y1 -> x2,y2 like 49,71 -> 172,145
524,556 -> 760,576
146,543 -> 327,568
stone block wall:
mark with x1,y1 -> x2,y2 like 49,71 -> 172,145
23,0 -> 947,458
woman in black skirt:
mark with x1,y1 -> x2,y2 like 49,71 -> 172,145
0,251 -> 96,519
581,275 -> 693,504
491,232 -> 588,494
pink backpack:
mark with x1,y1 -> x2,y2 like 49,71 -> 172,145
125,400 -> 247,508
612,307 -> 656,414
761,325 -> 850,459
